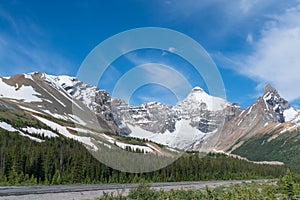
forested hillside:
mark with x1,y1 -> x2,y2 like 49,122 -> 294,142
233,129 -> 300,171
0,129 -> 286,186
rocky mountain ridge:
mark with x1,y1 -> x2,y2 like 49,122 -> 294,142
0,72 -> 299,152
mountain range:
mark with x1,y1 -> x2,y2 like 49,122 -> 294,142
0,72 -> 299,165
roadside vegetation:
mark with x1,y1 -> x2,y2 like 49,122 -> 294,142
99,170 -> 300,200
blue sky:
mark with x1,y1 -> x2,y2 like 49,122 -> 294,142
1,0 -> 300,108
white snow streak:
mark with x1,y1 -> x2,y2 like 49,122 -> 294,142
0,121 -> 17,132
283,107 -> 299,121
0,78 -> 42,102
33,115 -> 98,151
18,105 -> 43,115
21,127 -> 58,138
0,121 -> 44,142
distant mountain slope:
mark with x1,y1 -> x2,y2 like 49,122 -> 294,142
0,72 -> 299,166
0,97 -> 175,160
204,85 -> 300,153
112,86 -> 240,149
0,72 -> 240,150
232,127 -> 300,166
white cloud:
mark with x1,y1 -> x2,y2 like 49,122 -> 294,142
237,5 -> 300,102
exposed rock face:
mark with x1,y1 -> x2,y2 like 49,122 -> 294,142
111,99 -> 175,133
174,87 -> 230,133
1,72 -> 299,152
204,84 -> 300,152
111,87 -> 236,133
263,84 -> 292,123
30,73 -> 241,149
110,87 -> 242,149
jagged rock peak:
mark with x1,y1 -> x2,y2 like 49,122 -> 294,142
264,84 -> 278,95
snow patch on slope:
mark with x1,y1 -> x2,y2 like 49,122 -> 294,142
43,74 -> 90,111
21,127 -> 58,138
0,121 -> 17,132
283,107 -> 299,121
68,114 -> 87,126
263,95 -> 270,111
42,110 -> 68,120
44,74 -> 76,91
24,74 -> 34,81
115,141 -> 153,153
0,121 -> 44,142
176,87 -> 229,111
128,119 -> 211,149
247,105 -> 253,114
0,78 -> 42,102
33,115 -> 98,151
18,105 -> 43,115
41,110 -> 86,126
99,133 -> 153,153
18,132 -> 44,143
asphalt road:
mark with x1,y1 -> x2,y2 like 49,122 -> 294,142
0,180 -> 266,197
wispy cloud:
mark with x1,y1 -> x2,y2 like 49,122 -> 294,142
224,3 -> 300,102
111,63 -> 192,105
122,51 -> 195,94
156,1 -> 280,35
0,8 -> 74,76
143,64 -> 191,92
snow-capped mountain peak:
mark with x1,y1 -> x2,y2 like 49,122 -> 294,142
44,74 -> 77,89
176,86 -> 230,112
1,72 -> 300,152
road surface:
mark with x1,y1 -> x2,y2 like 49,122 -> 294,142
0,180 -> 268,200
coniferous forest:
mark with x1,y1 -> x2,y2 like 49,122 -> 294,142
0,129 -> 287,186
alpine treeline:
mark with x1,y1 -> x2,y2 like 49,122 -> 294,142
0,129 -> 287,186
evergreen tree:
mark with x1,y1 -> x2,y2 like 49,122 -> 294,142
51,170 -> 61,185
280,169 -> 296,199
